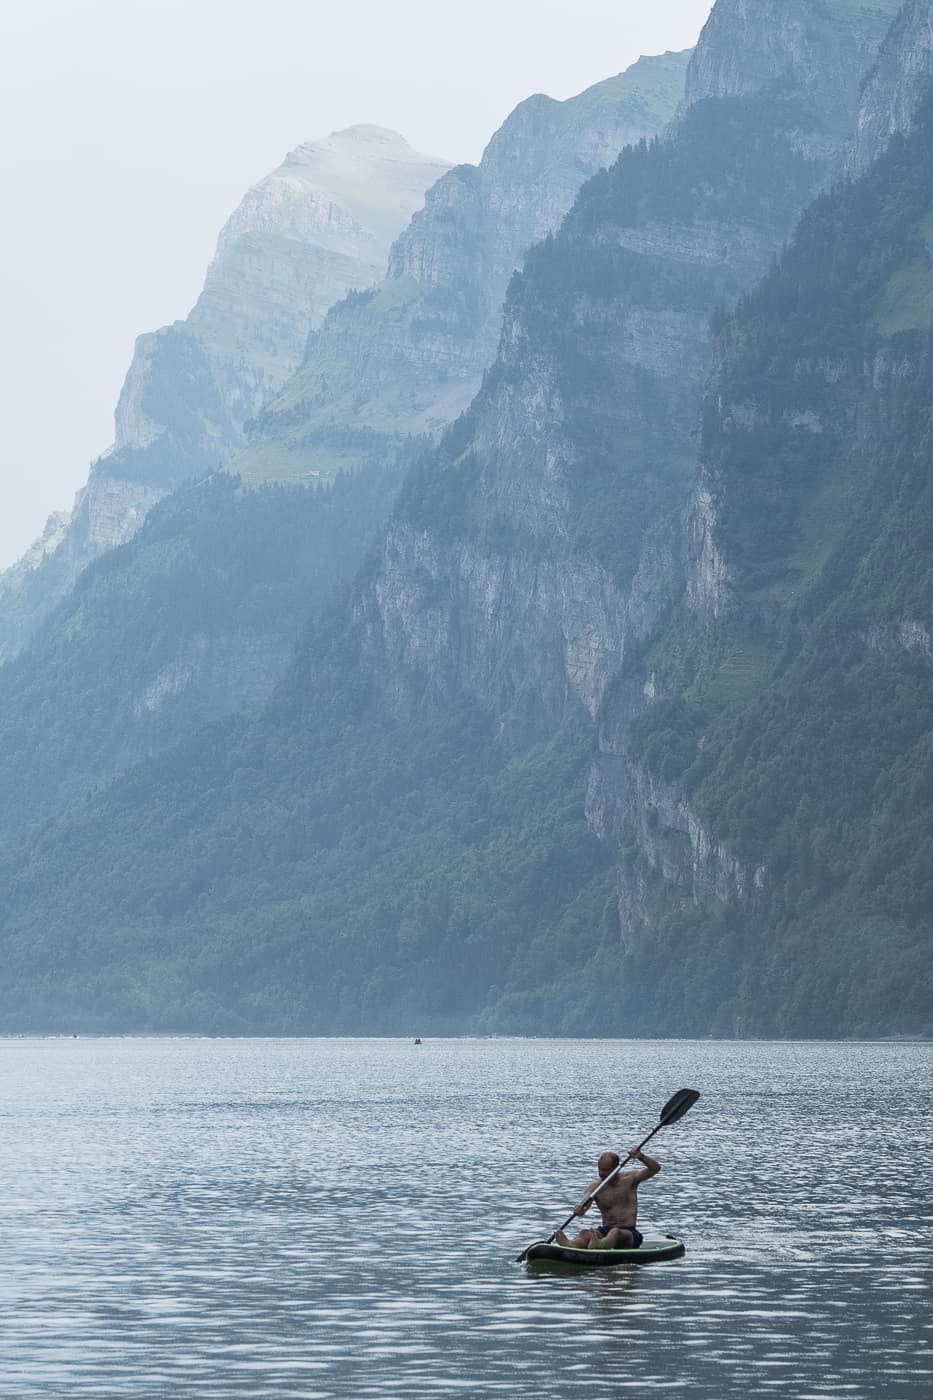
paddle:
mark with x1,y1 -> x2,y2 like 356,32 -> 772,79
515,1087 -> 700,1262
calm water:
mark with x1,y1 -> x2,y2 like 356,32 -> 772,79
0,1037 -> 930,1398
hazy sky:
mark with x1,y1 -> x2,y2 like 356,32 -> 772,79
0,0 -> 713,567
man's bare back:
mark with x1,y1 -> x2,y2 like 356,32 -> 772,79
554,1147 -> 661,1250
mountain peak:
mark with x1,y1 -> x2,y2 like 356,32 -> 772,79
328,124 -> 416,147
0,120 -> 452,665
281,124 -> 447,176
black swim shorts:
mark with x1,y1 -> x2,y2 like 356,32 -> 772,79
597,1224 -> 643,1247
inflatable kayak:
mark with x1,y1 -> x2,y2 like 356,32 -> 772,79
524,1235 -> 685,1268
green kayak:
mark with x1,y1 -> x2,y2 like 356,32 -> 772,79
524,1236 -> 685,1268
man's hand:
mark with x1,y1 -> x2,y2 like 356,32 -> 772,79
629,1147 -> 661,1180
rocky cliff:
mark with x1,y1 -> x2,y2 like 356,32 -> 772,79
684,0 -> 901,114
0,127 -> 449,664
352,0 -> 898,733
187,125 -> 450,423
590,74 -> 933,1036
849,0 -> 933,172
232,50 -> 691,484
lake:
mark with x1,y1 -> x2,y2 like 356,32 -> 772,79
0,1037 -> 930,1398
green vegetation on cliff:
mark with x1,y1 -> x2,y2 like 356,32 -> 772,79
0,693 -> 611,1033
0,466 -> 402,838
619,97 -> 933,1035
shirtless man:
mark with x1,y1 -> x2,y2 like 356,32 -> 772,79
554,1148 -> 660,1250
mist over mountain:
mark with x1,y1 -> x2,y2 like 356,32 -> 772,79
1,0 -> 931,1040
232,50 -> 692,485
0,127 -> 449,665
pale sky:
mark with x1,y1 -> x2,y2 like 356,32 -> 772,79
0,0 -> 713,567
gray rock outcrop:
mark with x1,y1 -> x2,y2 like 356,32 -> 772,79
353,0 -> 897,715
849,0 -> 933,174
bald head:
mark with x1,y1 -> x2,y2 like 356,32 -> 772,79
597,1151 -> 620,1177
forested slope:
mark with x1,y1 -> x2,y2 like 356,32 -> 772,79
597,97 -> 933,1035
0,468 -> 402,837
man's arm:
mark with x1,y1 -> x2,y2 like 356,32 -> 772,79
627,1147 -> 661,1183
572,1179 -> 601,1215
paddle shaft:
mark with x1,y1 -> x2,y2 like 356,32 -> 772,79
546,1119 -> 665,1243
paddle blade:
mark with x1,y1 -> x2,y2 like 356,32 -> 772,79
659,1088 -> 700,1126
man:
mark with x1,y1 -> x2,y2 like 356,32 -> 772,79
554,1147 -> 660,1250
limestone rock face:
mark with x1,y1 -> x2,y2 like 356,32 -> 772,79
234,50 -> 692,484
189,125 -> 450,422
683,0 -> 903,133
586,750 -> 766,950
0,127 -> 449,664
116,124 -> 450,457
685,484 -> 730,620
849,0 -> 933,174
330,0 -> 901,728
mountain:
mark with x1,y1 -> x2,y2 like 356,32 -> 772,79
2,0 -> 922,1036
230,50 -> 692,485
0,54 -> 688,839
353,0 -> 900,727
0,128 -> 449,664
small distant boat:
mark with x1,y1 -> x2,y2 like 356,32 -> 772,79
524,1236 -> 685,1269
414,1037 -> 422,1045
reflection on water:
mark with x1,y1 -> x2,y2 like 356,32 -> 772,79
0,1038 -> 930,1397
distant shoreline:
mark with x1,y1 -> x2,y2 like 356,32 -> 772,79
0,1032 -> 930,1044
